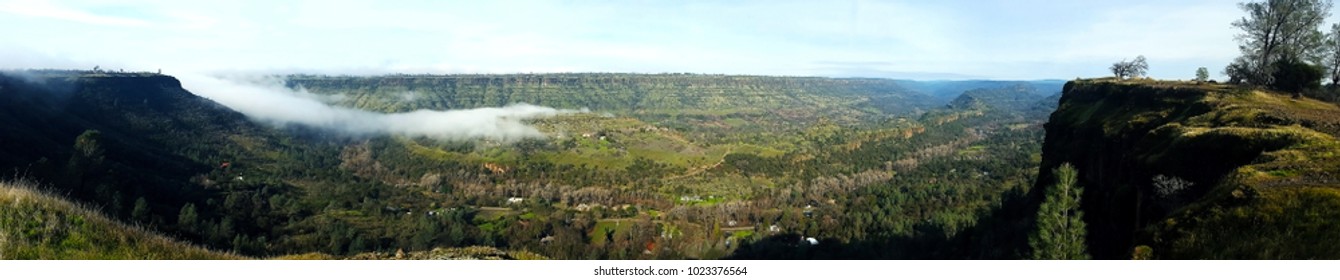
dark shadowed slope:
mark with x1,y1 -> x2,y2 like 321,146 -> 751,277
1038,78 -> 1340,259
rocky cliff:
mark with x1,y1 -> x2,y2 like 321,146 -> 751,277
1038,78 -> 1340,259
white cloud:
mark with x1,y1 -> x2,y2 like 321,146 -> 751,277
0,0 -> 151,27
0,0 -> 1315,80
177,73 -> 587,142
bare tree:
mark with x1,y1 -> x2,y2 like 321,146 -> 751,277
1131,55 -> 1149,78
1110,55 -> 1149,79
1152,174 -> 1193,198
1111,60 -> 1131,79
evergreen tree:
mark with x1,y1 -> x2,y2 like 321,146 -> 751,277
132,197 -> 150,223
1030,163 -> 1089,260
65,130 -> 105,193
178,203 -> 199,232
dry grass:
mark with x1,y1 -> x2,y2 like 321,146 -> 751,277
0,179 -> 241,259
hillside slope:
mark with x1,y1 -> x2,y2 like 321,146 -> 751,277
0,70 -> 308,206
0,180 -> 238,259
1038,78 -> 1340,259
0,70 -> 342,257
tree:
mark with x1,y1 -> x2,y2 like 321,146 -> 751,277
1323,23 -> 1340,85
178,203 -> 199,232
1130,55 -> 1149,78
65,130 -> 105,192
1226,57 -> 1253,84
1030,163 -> 1089,260
1110,56 -> 1149,79
1110,61 -> 1130,79
1195,67 -> 1211,82
1231,0 -> 1333,85
1271,57 -> 1325,95
132,197 -> 150,223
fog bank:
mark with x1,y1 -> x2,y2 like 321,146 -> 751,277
178,74 -> 583,142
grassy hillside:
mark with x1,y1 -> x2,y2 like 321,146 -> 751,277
1039,78 -> 1340,259
0,180 -> 238,259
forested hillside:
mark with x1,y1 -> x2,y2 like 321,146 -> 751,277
0,70 -> 1055,259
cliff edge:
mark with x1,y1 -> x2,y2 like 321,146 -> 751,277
1039,78 -> 1340,259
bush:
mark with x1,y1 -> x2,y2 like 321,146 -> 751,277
1270,59 -> 1324,95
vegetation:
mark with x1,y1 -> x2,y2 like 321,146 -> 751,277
9,0 -> 1340,261
1029,163 -> 1087,260
0,70 -> 1058,259
1324,23 -> 1340,85
0,179 -> 238,259
1228,0 -> 1332,88
1110,55 -> 1149,80
1043,78 -> 1340,259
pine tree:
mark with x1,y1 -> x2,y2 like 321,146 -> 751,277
178,203 -> 199,233
132,197 -> 150,223
65,130 -> 105,193
1030,163 -> 1089,259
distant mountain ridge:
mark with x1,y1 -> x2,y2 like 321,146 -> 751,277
895,79 -> 1065,103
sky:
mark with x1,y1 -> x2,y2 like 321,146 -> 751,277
1,0 -> 1332,80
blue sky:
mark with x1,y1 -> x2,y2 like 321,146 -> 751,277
0,0 -> 1327,80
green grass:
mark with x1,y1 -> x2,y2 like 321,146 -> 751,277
723,118 -> 748,127
730,229 -> 755,241
588,219 -> 638,245
726,143 -> 788,158
957,145 -> 986,156
0,180 -> 239,259
1153,187 -> 1340,259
